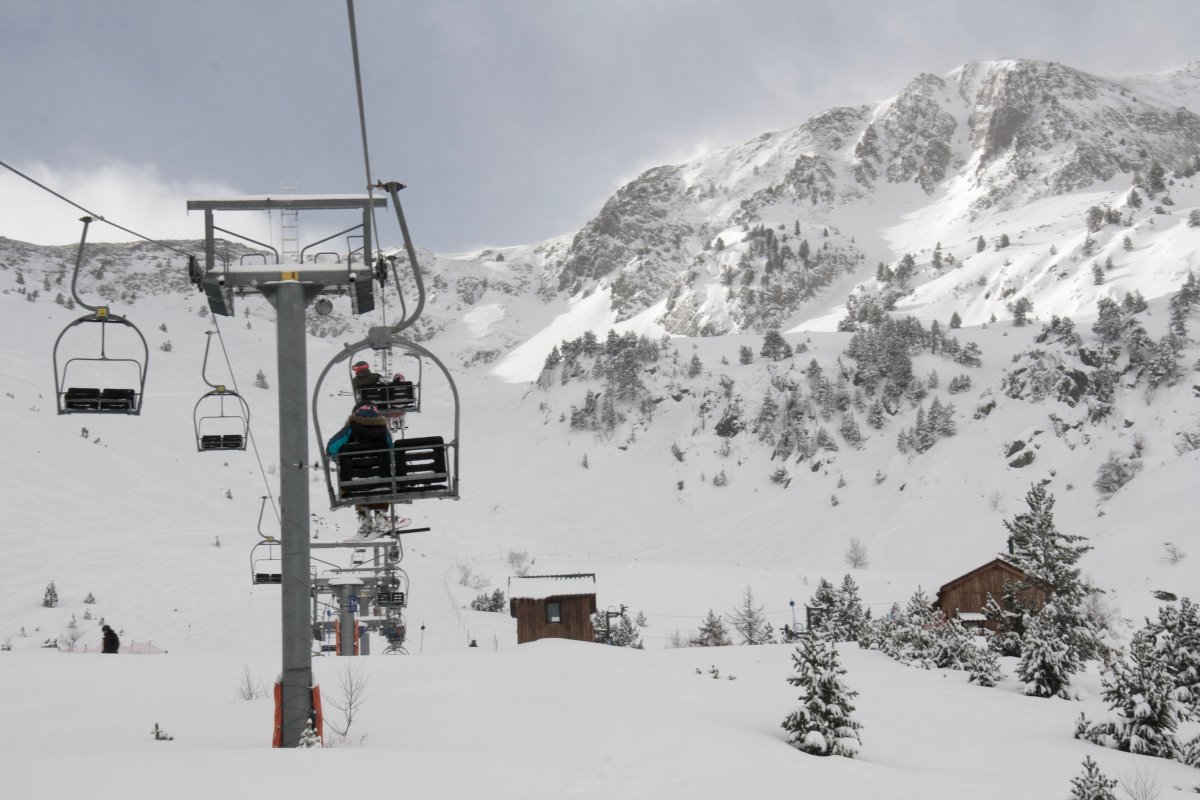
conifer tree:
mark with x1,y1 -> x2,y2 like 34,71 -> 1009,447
760,330 -> 794,361
1092,297 -> 1123,345
1076,626 -> 1182,758
691,609 -> 733,647
781,632 -> 862,757
1147,598 -> 1200,720
807,579 -> 838,634
983,593 -> 1023,657
42,581 -> 59,608
931,616 -> 975,670
881,589 -> 940,668
1068,757 -> 1117,800
831,574 -> 869,643
593,609 -> 644,648
727,586 -> 775,645
1004,483 -> 1093,610
966,640 -> 1004,687
1018,602 -> 1080,698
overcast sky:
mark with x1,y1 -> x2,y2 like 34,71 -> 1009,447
1,0 -> 1197,255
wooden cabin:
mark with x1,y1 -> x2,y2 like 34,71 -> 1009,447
935,558 -> 1048,630
509,573 -> 597,645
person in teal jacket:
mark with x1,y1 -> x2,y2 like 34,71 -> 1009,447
327,405 -> 393,536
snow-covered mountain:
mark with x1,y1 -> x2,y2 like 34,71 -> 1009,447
2,56 -> 1200,797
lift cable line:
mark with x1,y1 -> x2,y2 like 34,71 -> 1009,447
345,0 -> 384,261
210,314 -> 281,524
0,157 -> 199,260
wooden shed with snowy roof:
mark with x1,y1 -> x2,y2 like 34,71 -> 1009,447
935,557 -> 1047,630
508,573 -> 597,645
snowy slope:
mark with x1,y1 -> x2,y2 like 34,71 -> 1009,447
3,54 -> 1200,798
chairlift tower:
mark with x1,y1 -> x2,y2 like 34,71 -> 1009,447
186,193 -> 386,748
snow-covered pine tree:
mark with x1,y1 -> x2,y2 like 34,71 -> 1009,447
1147,597 -> 1200,720
727,586 -> 775,645
591,609 -> 644,649
1077,625 -> 1182,759
881,589 -> 940,668
1068,756 -> 1117,800
760,330 -> 793,361
861,603 -> 901,652
931,616 -> 975,670
831,574 -> 869,643
1003,482 -> 1096,659
42,581 -> 58,608
982,592 -> 1023,656
691,609 -> 733,647
781,632 -> 862,757
966,639 -> 1004,687
806,578 -> 838,634
297,721 -> 321,748
1018,602 -> 1081,698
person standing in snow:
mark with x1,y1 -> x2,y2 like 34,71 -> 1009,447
101,624 -> 119,654
327,404 -> 394,537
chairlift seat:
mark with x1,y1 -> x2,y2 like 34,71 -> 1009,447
359,382 -> 417,413
64,388 -> 101,410
63,387 -> 138,413
394,436 -> 448,493
99,388 -> 137,411
254,571 -> 282,585
200,434 -> 245,451
376,591 -> 406,607
335,442 -> 395,498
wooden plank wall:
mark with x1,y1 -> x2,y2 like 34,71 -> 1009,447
512,596 -> 596,645
937,565 -> 1047,625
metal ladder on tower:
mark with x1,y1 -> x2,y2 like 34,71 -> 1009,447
279,179 -> 300,264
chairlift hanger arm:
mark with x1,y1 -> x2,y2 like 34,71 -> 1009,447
68,217 -> 100,313
256,496 -> 275,541
200,331 -> 221,390
377,181 -> 426,334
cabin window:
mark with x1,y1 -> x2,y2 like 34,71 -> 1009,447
546,601 -> 562,624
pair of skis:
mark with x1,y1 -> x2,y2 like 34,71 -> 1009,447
354,517 -> 412,541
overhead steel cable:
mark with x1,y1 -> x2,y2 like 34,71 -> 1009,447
345,0 -> 384,262
211,313 -> 281,525
0,157 -> 199,259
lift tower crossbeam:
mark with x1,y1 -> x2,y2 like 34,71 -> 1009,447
186,193 -> 386,748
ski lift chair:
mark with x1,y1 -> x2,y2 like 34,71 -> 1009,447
194,386 -> 250,451
250,539 -> 282,585
53,310 -> 148,415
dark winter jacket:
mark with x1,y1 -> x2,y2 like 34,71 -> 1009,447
326,409 -> 393,455
101,626 -> 119,654
352,370 -> 383,391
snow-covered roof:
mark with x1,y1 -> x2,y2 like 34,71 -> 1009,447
956,612 -> 987,622
508,573 -> 596,601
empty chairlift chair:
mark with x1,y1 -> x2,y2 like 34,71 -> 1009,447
52,217 -> 149,416
53,310 -> 149,415
194,386 -> 250,452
